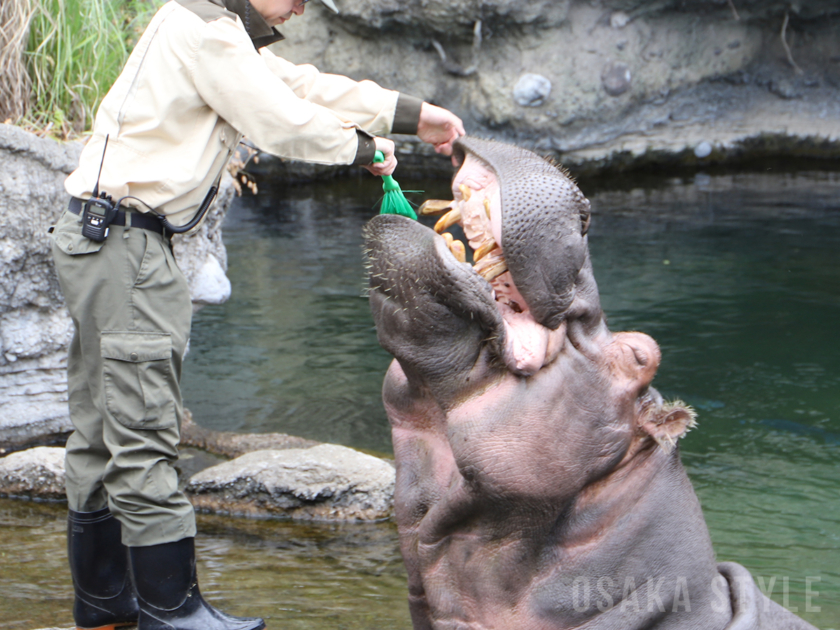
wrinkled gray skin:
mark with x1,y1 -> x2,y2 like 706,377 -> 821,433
364,137 -> 818,630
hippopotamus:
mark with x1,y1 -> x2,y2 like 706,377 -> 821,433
363,137 -> 818,630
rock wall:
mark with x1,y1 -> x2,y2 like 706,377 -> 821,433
262,0 -> 840,177
0,125 -> 235,452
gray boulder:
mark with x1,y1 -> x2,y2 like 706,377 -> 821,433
0,126 -> 80,452
0,446 -> 66,500
0,440 -> 398,523
186,445 -> 396,522
0,125 -> 236,452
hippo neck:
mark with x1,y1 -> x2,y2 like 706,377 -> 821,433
533,444 -> 732,627
563,443 -> 703,547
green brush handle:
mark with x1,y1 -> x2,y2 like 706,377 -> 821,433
373,151 -> 400,190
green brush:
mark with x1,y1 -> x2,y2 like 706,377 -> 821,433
373,150 -> 417,220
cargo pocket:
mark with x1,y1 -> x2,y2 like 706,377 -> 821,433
101,332 -> 178,430
52,210 -> 105,255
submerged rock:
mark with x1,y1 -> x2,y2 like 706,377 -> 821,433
186,445 -> 395,522
0,446 -> 66,500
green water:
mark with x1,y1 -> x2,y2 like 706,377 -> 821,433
1,170 -> 837,628
0,498 -> 410,629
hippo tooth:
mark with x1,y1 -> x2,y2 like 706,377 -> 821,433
441,232 -> 467,262
473,238 -> 498,262
459,184 -> 472,201
434,207 -> 462,233
450,240 -> 466,263
419,199 -> 455,216
483,198 -> 492,219
478,260 -> 508,282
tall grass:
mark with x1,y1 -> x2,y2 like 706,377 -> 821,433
24,0 -> 128,135
0,0 -> 34,123
1,0 -> 164,137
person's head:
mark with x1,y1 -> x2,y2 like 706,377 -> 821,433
250,0 -> 338,25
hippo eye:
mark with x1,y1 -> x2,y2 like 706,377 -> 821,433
580,207 -> 591,236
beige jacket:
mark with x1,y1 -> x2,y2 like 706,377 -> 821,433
65,0 -> 422,226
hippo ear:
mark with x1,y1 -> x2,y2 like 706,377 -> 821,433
639,400 -> 698,454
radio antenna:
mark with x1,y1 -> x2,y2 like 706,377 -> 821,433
92,134 -> 110,198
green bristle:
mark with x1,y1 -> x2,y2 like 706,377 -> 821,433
374,151 -> 417,220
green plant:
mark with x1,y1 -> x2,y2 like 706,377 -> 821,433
22,0 -> 164,137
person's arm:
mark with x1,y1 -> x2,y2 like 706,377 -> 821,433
191,17 -> 372,166
259,48 -> 425,136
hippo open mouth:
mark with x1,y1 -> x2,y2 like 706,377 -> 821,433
365,137 -> 601,385
418,139 -> 594,375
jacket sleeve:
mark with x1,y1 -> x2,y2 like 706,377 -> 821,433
259,48 -> 423,136
190,16 -> 364,165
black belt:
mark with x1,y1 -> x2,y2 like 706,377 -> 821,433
68,197 -> 166,236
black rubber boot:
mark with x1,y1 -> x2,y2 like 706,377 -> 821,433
68,507 -> 139,630
129,537 -> 265,630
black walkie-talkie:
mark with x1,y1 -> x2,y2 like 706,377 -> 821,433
81,135 -> 118,242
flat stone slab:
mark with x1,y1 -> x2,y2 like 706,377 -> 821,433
186,445 -> 395,522
180,410 -> 318,459
0,443 -> 395,522
0,446 -> 65,500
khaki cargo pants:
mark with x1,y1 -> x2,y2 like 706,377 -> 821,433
51,209 -> 196,547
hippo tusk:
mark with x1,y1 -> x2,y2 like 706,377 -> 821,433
484,198 -> 492,219
473,238 -> 498,262
419,199 -> 455,216
478,260 -> 508,282
435,207 -> 462,233
459,184 -> 472,202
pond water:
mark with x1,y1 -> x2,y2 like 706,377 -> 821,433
1,168 -> 838,629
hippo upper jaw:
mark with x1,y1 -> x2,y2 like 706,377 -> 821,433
450,137 -> 597,331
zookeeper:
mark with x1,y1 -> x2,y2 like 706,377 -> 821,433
50,0 -> 466,628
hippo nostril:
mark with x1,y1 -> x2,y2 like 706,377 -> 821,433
452,147 -> 465,168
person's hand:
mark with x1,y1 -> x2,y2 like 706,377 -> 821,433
417,102 -> 466,156
364,137 -> 397,176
